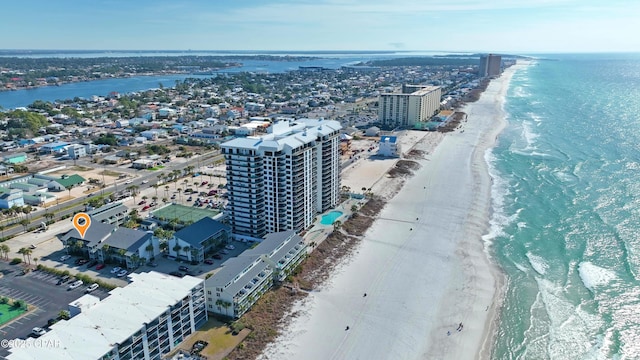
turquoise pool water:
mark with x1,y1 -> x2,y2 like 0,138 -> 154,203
320,211 -> 343,225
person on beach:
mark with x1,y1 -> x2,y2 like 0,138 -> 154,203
457,323 -> 463,331
363,293 -> 367,297
345,326 -> 350,331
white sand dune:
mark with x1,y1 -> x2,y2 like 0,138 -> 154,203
259,63 -> 525,360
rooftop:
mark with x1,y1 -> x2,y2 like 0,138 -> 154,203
7,271 -> 203,360
174,217 -> 230,248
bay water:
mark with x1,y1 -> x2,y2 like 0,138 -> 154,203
488,53 -> 640,359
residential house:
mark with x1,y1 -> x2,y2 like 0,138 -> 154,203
2,152 -> 28,164
378,136 -> 401,157
0,188 -> 25,209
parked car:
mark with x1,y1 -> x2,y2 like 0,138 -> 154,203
225,244 -> 235,250
124,180 -> 133,184
57,275 -> 70,285
171,195 -> 176,200
141,180 -> 149,184
138,200 -> 146,205
169,271 -> 185,278
208,190 -> 217,196
86,260 -> 98,268
204,259 -> 214,265
187,196 -> 193,201
86,283 -> 99,293
46,318 -> 59,327
220,249 -> 229,255
95,263 -> 106,270
191,340 -> 208,354
31,327 -> 46,337
110,267 -> 122,274
117,269 -> 128,277
29,244 -> 37,249
60,255 -> 71,262
200,181 -> 208,186
147,262 -> 158,267
178,265 -> 190,272
68,280 -> 84,290
142,205 -> 151,211
75,259 -> 89,266
212,253 -> 223,260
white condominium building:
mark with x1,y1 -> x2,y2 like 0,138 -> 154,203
378,85 -> 442,128
205,230 -> 307,318
7,272 -> 207,360
221,118 -> 341,240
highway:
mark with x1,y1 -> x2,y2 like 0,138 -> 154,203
1,151 -> 224,239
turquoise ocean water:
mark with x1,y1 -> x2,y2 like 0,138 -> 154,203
488,53 -> 640,359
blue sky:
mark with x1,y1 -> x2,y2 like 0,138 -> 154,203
1,0 -> 638,53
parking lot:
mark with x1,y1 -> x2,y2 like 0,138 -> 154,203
0,263 -> 109,358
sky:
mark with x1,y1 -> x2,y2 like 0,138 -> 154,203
1,0 -> 639,54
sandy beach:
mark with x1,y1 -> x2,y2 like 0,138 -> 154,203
259,63 -> 523,360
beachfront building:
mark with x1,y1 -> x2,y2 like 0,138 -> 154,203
7,271 -> 207,360
205,230 -> 307,318
378,136 -> 401,157
479,54 -> 502,78
378,85 -> 442,128
221,118 -> 341,241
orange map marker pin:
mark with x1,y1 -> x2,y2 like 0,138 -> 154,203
73,213 -> 91,239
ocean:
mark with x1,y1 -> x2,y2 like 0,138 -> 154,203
488,53 -> 640,359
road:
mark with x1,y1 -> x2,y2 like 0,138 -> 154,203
1,151 -> 224,239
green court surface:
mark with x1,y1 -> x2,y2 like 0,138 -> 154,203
0,303 -> 27,326
151,204 -> 219,224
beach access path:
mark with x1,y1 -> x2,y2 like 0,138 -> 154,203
259,63 -> 524,360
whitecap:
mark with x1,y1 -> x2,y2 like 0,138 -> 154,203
578,262 -> 617,291
526,252 -> 549,275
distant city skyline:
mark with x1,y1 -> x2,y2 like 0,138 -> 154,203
1,0 -> 638,54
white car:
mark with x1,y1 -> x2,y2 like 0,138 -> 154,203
117,269 -> 128,277
110,267 -> 122,274
141,180 -> 149,184
31,327 -> 46,337
225,244 -> 235,250
68,280 -> 83,290
60,255 -> 71,261
124,180 -> 133,184
86,283 -> 99,293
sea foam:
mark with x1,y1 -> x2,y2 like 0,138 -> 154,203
578,262 -> 616,291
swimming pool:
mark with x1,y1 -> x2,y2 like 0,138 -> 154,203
320,210 -> 343,225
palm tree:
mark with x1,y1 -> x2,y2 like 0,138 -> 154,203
18,247 -> 32,265
152,184 -> 159,197
333,220 -> 342,231
33,257 -> 39,267
145,243 -> 154,261
182,246 -> 190,261
172,244 -> 182,258
0,244 -> 10,260
164,186 -> 170,199
102,244 -> 111,262
159,241 -> 169,254
19,219 -> 29,232
177,188 -> 183,203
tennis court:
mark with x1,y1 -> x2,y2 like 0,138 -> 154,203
151,204 -> 219,224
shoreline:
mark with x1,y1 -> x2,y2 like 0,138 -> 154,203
258,63 -> 526,359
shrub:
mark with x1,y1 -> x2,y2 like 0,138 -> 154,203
10,258 -> 22,265
0,296 -> 8,304
12,299 -> 26,309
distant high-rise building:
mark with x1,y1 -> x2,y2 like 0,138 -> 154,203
378,85 -> 442,128
479,54 -> 502,77
221,118 -> 342,240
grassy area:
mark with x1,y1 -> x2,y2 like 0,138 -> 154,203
100,170 -> 122,177
171,318 -> 249,359
69,165 -> 94,172
0,303 -> 28,326
148,165 -> 165,171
